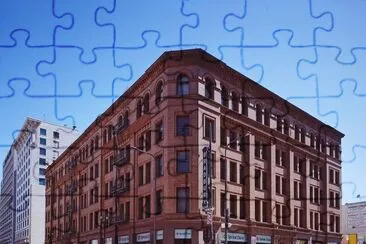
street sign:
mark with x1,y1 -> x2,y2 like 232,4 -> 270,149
202,147 -> 212,210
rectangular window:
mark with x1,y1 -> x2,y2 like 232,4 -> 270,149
155,155 -> 164,177
40,138 -> 46,145
176,116 -> 190,136
220,127 -> 227,146
156,190 -> 163,215
239,197 -> 245,219
276,175 -> 281,194
40,128 -> 46,136
255,169 -> 261,189
229,195 -> 237,218
40,158 -> 47,166
40,148 -> 46,156
220,158 -> 226,181
145,195 -> 151,218
276,204 -> 281,224
39,178 -> 46,185
145,131 -> 151,151
176,187 -> 189,213
139,166 -> 144,186
239,165 -> 244,185
229,161 -> 237,183
95,163 -> 99,178
39,168 -> 46,175
146,162 -> 151,184
255,200 -> 260,222
156,122 -> 163,143
204,117 -> 215,141
138,197 -> 144,219
220,192 -> 225,217
53,131 -> 60,139
176,151 -> 189,173
229,131 -> 237,149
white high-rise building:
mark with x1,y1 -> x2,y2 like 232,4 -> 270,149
2,117 -> 79,244
0,147 -> 17,243
342,201 -> 366,241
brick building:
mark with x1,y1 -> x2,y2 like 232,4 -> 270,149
45,49 -> 343,244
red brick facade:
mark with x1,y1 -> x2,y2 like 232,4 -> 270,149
45,49 -> 343,244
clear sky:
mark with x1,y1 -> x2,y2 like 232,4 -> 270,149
0,0 -> 365,204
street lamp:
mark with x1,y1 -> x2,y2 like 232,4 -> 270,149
223,130 -> 251,244
130,146 -> 157,244
99,210 -> 110,243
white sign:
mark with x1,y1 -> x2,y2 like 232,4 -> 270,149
91,240 -> 98,244
157,230 -> 164,240
220,233 -> 247,242
118,235 -> 129,244
256,235 -> 271,243
137,232 -> 150,242
105,237 -> 112,244
175,229 -> 192,239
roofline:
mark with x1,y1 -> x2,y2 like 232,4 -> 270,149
47,48 -> 344,172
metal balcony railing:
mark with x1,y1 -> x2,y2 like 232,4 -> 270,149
113,151 -> 130,166
109,215 -> 128,225
111,181 -> 130,196
115,121 -> 128,134
67,159 -> 77,170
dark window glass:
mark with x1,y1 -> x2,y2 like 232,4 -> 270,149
176,187 -> 189,213
176,151 -> 189,173
176,116 -> 190,136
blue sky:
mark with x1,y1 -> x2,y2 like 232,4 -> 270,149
0,0 -> 365,204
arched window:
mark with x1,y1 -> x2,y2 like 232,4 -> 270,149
124,111 -> 129,127
177,74 -> 189,96
205,78 -> 214,99
136,99 -> 142,119
143,93 -> 150,113
155,81 -> 163,105
118,115 -> 123,126
256,104 -> 262,123
108,125 -> 113,141
95,136 -> 99,150
221,86 -> 228,106
231,91 -> 239,112
103,129 -> 107,145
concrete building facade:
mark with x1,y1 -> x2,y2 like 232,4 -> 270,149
45,49 -> 343,244
0,118 -> 79,244
341,201 -> 366,242
0,147 -> 17,243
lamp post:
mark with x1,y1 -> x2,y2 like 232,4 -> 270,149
223,130 -> 251,244
99,210 -> 110,243
130,146 -> 157,244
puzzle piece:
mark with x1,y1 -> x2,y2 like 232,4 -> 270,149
54,82 -> 116,130
224,0 -> 332,46
312,0 -> 366,63
298,47 -> 366,96
96,0 -> 195,48
0,81 -> 56,148
239,31 -> 318,99
317,80 -> 366,198
0,0 -> 71,46
0,31 -> 55,97
53,0 -> 114,62
181,0 -> 244,57
37,47 -> 132,96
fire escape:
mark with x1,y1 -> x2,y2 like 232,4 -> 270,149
111,114 -> 131,240
63,157 -> 78,244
